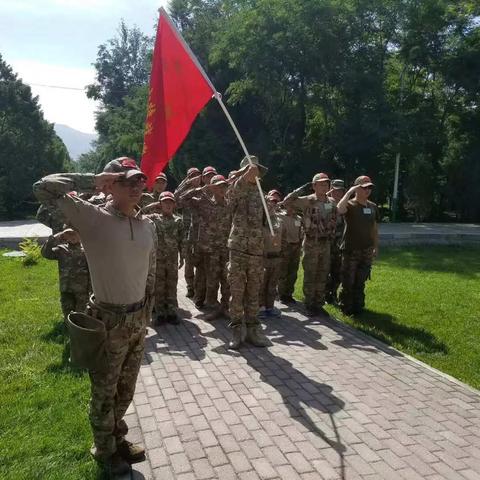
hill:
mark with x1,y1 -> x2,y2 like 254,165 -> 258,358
54,124 -> 97,160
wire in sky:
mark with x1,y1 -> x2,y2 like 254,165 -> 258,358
27,82 -> 86,91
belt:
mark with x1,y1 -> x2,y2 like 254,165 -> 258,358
93,297 -> 146,313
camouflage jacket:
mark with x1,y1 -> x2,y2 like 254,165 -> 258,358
284,190 -> 337,240
36,204 -> 66,234
147,213 -> 184,263
41,235 -> 90,294
227,178 -> 265,256
179,187 -> 232,253
264,211 -> 284,256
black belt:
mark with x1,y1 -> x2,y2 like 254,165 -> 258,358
94,298 -> 145,313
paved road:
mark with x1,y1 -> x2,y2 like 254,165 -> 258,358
120,280 -> 480,480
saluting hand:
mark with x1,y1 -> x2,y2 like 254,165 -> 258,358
94,172 -> 124,190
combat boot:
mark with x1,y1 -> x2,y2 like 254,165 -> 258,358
245,326 -> 272,347
117,440 -> 145,463
228,326 -> 243,350
93,450 -> 130,476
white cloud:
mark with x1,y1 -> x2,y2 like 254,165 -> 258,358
8,58 -> 99,134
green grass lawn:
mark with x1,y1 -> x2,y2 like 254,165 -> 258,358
295,245 -> 480,389
0,255 -> 100,480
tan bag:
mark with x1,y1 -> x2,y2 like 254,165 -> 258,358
67,312 -> 107,372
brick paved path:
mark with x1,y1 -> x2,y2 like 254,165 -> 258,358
121,279 -> 480,480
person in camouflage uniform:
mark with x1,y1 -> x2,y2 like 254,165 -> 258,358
227,156 -> 272,349
337,176 -> 379,315
139,172 -> 167,210
284,173 -> 337,316
326,179 -> 346,304
179,174 -> 232,319
36,203 -> 67,234
259,194 -> 284,318
41,227 -> 91,320
278,203 -> 303,304
146,191 -> 184,324
33,157 -> 156,477
174,168 -> 202,298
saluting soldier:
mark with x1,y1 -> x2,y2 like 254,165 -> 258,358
283,173 -> 337,316
337,175 -> 379,315
139,172 -> 167,210
33,157 -> 157,477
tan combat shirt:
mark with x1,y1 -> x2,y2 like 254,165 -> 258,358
33,173 -> 157,305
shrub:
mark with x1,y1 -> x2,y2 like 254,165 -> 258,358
19,238 -> 42,266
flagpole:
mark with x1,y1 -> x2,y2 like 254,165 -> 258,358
159,7 -> 274,236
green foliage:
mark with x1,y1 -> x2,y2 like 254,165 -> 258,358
18,238 -> 41,266
0,54 -> 71,220
85,2 -> 480,219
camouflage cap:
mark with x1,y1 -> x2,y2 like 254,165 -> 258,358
312,172 -> 330,183
159,191 -> 175,202
211,174 -> 228,186
239,155 -> 268,176
354,175 -> 374,187
103,157 -> 146,180
331,179 -> 345,190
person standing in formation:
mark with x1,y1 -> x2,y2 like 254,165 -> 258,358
146,191 -> 184,325
337,175 -> 379,315
283,173 -> 337,316
139,172 -> 168,210
326,179 -> 346,304
33,157 -> 157,476
278,203 -> 303,304
227,156 -> 272,349
41,226 -> 90,321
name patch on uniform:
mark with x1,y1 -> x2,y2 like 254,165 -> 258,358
363,208 -> 372,214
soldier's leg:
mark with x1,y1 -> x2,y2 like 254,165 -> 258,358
302,241 -> 319,310
278,252 -> 289,299
184,243 -> 195,294
245,255 -> 264,327
204,252 -> 219,308
330,244 -> 343,302
60,291 -> 76,320
259,258 -> 268,308
339,251 -> 359,314
219,250 -> 230,311
314,239 -> 331,307
352,248 -> 374,312
155,263 -> 167,320
194,250 -> 206,306
266,258 -> 282,309
165,258 -> 179,315
88,312 -> 130,459
287,244 -> 301,298
227,251 -> 247,329
113,311 -> 147,445
74,291 -> 89,313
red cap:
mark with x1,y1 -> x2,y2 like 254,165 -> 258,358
211,174 -> 228,185
155,172 -> 167,181
159,191 -> 175,202
312,172 -> 330,183
202,166 -> 217,176
268,189 -> 281,198
187,167 -> 200,176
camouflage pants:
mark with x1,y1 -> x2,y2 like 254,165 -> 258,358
260,256 -> 282,309
326,239 -> 342,302
303,237 -> 331,309
339,247 -> 374,313
184,241 -> 195,291
155,258 -> 178,316
60,290 -> 89,320
194,248 -> 207,304
228,250 -> 264,329
86,299 -> 148,458
278,242 -> 301,298
206,249 -> 230,308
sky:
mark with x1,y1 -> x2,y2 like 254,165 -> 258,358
0,0 -> 168,134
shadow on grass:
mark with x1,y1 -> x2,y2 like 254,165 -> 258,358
378,246 -> 480,278
41,320 -> 86,376
338,308 -> 449,355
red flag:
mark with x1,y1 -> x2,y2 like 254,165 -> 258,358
141,9 -> 215,187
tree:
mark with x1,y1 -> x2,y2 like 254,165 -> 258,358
0,54 -> 71,219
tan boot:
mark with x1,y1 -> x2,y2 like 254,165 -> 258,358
245,326 -> 272,347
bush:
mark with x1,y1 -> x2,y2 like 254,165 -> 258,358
19,238 -> 42,266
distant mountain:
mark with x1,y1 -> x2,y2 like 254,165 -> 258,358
54,124 -> 97,160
